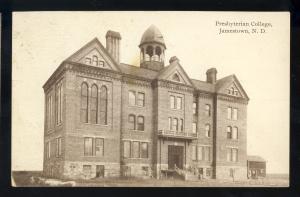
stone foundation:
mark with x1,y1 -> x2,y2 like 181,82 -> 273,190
215,165 -> 247,180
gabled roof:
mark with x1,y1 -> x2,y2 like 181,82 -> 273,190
65,37 -> 122,72
191,79 -> 215,93
216,74 -> 250,100
247,155 -> 266,162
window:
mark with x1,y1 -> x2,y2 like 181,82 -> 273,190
206,168 -> 211,177
123,141 -> 131,158
56,137 -> 62,157
137,116 -> 145,131
172,118 -> 178,131
176,97 -> 182,110
128,115 -> 136,130
46,141 -> 51,159
205,104 -> 211,117
99,61 -> 105,67
227,126 -> 232,139
83,165 -> 92,176
84,137 -> 104,157
230,168 -> 234,177
233,108 -> 238,120
192,145 -> 197,161
232,148 -> 238,162
90,85 -> 98,124
227,148 -> 238,162
132,141 -> 140,158
80,83 -> 88,123
141,142 -> 148,158
227,107 -> 232,119
85,57 -> 91,65
168,117 -> 172,130
205,124 -> 211,137
197,146 -> 203,161
129,91 -> 136,106
84,137 -> 93,156
95,138 -> 104,156
180,119 -> 184,132
193,102 -> 197,115
170,96 -> 175,109
47,94 -> 53,130
92,55 -> 98,66
137,92 -> 145,106
100,86 -> 108,125
204,146 -> 211,161
56,81 -> 63,124
192,122 -> 197,134
232,127 -> 238,139
172,74 -> 180,82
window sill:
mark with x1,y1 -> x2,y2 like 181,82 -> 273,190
128,105 -> 145,108
83,155 -> 104,157
129,129 -> 145,132
82,123 -> 109,127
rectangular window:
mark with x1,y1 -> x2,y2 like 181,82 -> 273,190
168,117 -> 172,130
226,148 -> 231,162
137,116 -> 144,131
170,96 -> 175,109
205,104 -> 211,117
137,92 -> 145,106
141,142 -> 148,158
227,107 -> 232,119
180,119 -> 184,132
46,141 -> 51,159
99,61 -> 105,67
192,145 -> 197,161
206,168 -> 211,177
132,141 -> 140,158
172,118 -> 178,131
47,94 -> 53,130
204,146 -> 211,161
84,137 -> 93,156
123,141 -> 131,158
83,165 -> 92,175
192,122 -> 197,134
193,102 -> 197,114
56,81 -> 63,124
232,148 -> 238,162
85,57 -> 91,65
233,108 -> 238,120
56,137 -> 62,157
176,97 -> 182,110
95,138 -> 104,156
128,115 -> 136,130
197,146 -> 203,161
129,91 -> 136,106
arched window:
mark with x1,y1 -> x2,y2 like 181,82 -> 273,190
137,116 -> 145,131
227,126 -> 232,139
205,104 -> 211,116
80,83 -> 89,123
232,127 -> 238,139
92,55 -> 98,66
155,46 -> 162,56
146,46 -> 154,58
90,85 -> 98,124
100,86 -> 108,125
128,114 -> 136,130
172,74 -> 180,82
205,124 -> 211,137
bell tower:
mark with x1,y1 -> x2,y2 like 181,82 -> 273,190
139,25 -> 166,71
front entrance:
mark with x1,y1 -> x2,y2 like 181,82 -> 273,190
168,145 -> 184,169
96,165 -> 105,178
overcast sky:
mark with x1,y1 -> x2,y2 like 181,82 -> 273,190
12,11 -> 290,174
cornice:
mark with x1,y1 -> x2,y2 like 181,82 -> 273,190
217,93 -> 249,105
153,79 -> 195,93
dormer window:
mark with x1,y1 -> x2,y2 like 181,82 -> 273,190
85,58 -> 91,65
99,61 -> 105,68
172,73 -> 180,82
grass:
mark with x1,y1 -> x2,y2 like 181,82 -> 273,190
11,171 -> 289,187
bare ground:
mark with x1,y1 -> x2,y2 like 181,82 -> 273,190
11,171 -> 289,187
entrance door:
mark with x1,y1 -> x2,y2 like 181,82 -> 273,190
96,165 -> 105,178
168,145 -> 184,169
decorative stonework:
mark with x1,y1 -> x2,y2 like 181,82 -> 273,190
217,94 -> 248,105
122,76 -> 152,87
153,80 -> 194,93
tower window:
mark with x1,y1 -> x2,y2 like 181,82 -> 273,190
146,46 -> 154,58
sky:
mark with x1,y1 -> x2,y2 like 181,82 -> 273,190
12,11 -> 290,174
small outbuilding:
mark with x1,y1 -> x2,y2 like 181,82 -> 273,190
247,155 -> 266,179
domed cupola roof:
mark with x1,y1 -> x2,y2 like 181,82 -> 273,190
140,25 -> 166,48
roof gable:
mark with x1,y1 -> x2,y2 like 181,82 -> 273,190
216,74 -> 249,100
65,38 -> 121,72
156,61 -> 194,86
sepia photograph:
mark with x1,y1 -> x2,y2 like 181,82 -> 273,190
11,11 -> 290,187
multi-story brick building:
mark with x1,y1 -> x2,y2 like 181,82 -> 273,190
43,25 -> 249,180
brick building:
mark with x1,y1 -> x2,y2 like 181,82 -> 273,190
43,25 -> 249,180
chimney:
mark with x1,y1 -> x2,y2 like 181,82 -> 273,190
206,68 -> 217,84
106,30 -> 121,63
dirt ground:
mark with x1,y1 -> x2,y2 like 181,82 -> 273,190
12,171 -> 289,187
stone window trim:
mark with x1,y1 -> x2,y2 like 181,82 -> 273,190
83,137 -> 104,157
191,144 -> 212,161
227,107 -> 238,121
205,104 -> 211,117
128,90 -> 146,107
122,140 -> 149,159
168,116 -> 184,132
226,147 -> 239,163
128,114 -> 145,131
226,126 -> 239,140
205,124 -> 211,138
169,93 -> 184,110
